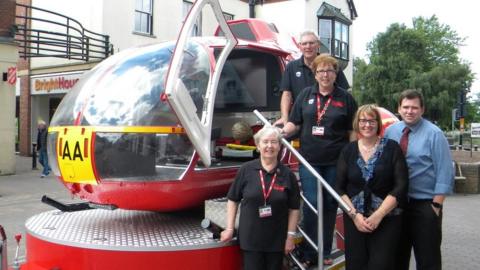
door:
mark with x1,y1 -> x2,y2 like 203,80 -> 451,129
165,0 -> 237,167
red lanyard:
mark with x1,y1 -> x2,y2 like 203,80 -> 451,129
316,94 -> 332,125
259,170 -> 277,205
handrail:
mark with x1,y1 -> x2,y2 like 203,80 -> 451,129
15,3 -> 112,61
253,109 -> 351,270
253,110 -> 351,212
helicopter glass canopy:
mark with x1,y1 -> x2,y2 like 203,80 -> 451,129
50,41 -> 211,127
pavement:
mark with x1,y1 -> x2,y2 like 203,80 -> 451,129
1,155 -> 480,269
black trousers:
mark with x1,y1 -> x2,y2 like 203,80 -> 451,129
344,213 -> 402,270
396,199 -> 443,270
242,250 -> 284,270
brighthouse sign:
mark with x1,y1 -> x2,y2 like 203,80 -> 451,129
31,71 -> 84,95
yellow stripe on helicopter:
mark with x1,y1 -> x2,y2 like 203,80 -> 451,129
48,126 -> 185,185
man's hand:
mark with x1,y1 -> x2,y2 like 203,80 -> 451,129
273,117 -> 287,127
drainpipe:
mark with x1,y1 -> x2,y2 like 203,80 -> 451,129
249,0 -> 256,18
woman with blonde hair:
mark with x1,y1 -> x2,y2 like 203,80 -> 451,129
336,104 -> 408,269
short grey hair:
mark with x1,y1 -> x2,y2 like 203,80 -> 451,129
299,30 -> 319,42
253,126 -> 283,146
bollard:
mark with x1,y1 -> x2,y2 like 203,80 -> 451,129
32,143 -> 37,170
12,234 -> 21,270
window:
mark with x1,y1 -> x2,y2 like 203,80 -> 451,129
319,19 -> 332,54
134,0 -> 153,35
223,12 -> 234,21
317,3 -> 351,60
214,49 -> 282,112
333,21 -> 349,59
183,1 -> 202,36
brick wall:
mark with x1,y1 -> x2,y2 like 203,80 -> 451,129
457,163 -> 480,194
0,0 -> 16,38
16,0 -> 32,156
19,75 -> 31,156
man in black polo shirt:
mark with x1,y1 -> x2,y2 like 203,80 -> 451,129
275,30 -> 319,127
275,31 -> 350,127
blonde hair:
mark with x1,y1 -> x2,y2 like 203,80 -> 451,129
353,104 -> 382,135
311,54 -> 338,73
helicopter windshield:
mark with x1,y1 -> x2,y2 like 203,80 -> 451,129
50,41 -> 211,127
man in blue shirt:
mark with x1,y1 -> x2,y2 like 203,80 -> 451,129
384,89 -> 454,270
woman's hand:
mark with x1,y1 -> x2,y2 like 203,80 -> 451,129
365,211 -> 384,231
353,213 -> 374,233
220,229 -> 234,242
284,235 -> 296,255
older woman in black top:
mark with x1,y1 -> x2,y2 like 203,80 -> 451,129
220,126 -> 301,270
336,104 -> 408,270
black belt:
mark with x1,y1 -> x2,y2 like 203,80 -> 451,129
408,198 -> 433,203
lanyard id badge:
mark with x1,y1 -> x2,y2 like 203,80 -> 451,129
314,94 -> 332,136
259,205 -> 272,218
312,126 -> 325,136
258,170 -> 277,218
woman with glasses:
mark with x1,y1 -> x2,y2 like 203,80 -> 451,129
336,104 -> 408,270
220,126 -> 300,270
281,54 -> 357,267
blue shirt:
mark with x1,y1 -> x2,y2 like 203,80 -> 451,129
384,118 -> 453,199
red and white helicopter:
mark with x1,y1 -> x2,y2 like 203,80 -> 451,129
46,0 -> 396,212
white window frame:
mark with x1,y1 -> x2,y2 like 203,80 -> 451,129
134,0 -> 153,35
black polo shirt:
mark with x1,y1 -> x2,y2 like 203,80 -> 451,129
227,159 -> 300,252
289,84 -> 357,166
280,55 -> 315,101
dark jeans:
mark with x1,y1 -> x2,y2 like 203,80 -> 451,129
396,199 -> 443,270
299,164 -> 338,261
242,250 -> 284,270
38,149 -> 51,175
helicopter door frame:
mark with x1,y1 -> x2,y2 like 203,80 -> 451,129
165,0 -> 237,167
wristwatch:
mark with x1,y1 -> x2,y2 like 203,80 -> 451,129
431,202 -> 443,209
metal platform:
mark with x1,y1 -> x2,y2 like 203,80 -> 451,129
23,209 -> 241,270
26,209 -> 228,251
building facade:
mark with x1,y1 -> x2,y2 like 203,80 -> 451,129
0,0 -> 18,174
15,0 -> 357,157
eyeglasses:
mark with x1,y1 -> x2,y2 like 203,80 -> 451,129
316,69 -> 336,75
300,41 -> 318,46
359,119 -> 378,126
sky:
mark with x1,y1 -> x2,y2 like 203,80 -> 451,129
352,0 -> 479,98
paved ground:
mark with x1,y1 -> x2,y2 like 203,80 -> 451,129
451,149 -> 480,163
1,155 -> 480,269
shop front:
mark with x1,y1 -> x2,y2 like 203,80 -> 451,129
28,71 -> 85,149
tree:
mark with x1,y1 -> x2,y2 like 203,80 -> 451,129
353,16 -> 475,129
466,92 -> 480,124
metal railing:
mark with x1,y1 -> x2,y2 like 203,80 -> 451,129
253,110 -> 351,270
15,3 -> 113,61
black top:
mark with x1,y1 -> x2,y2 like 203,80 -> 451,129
336,139 -> 408,209
37,128 -> 48,151
227,159 -> 300,252
289,84 -> 357,165
280,56 -> 315,101
280,55 -> 351,102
